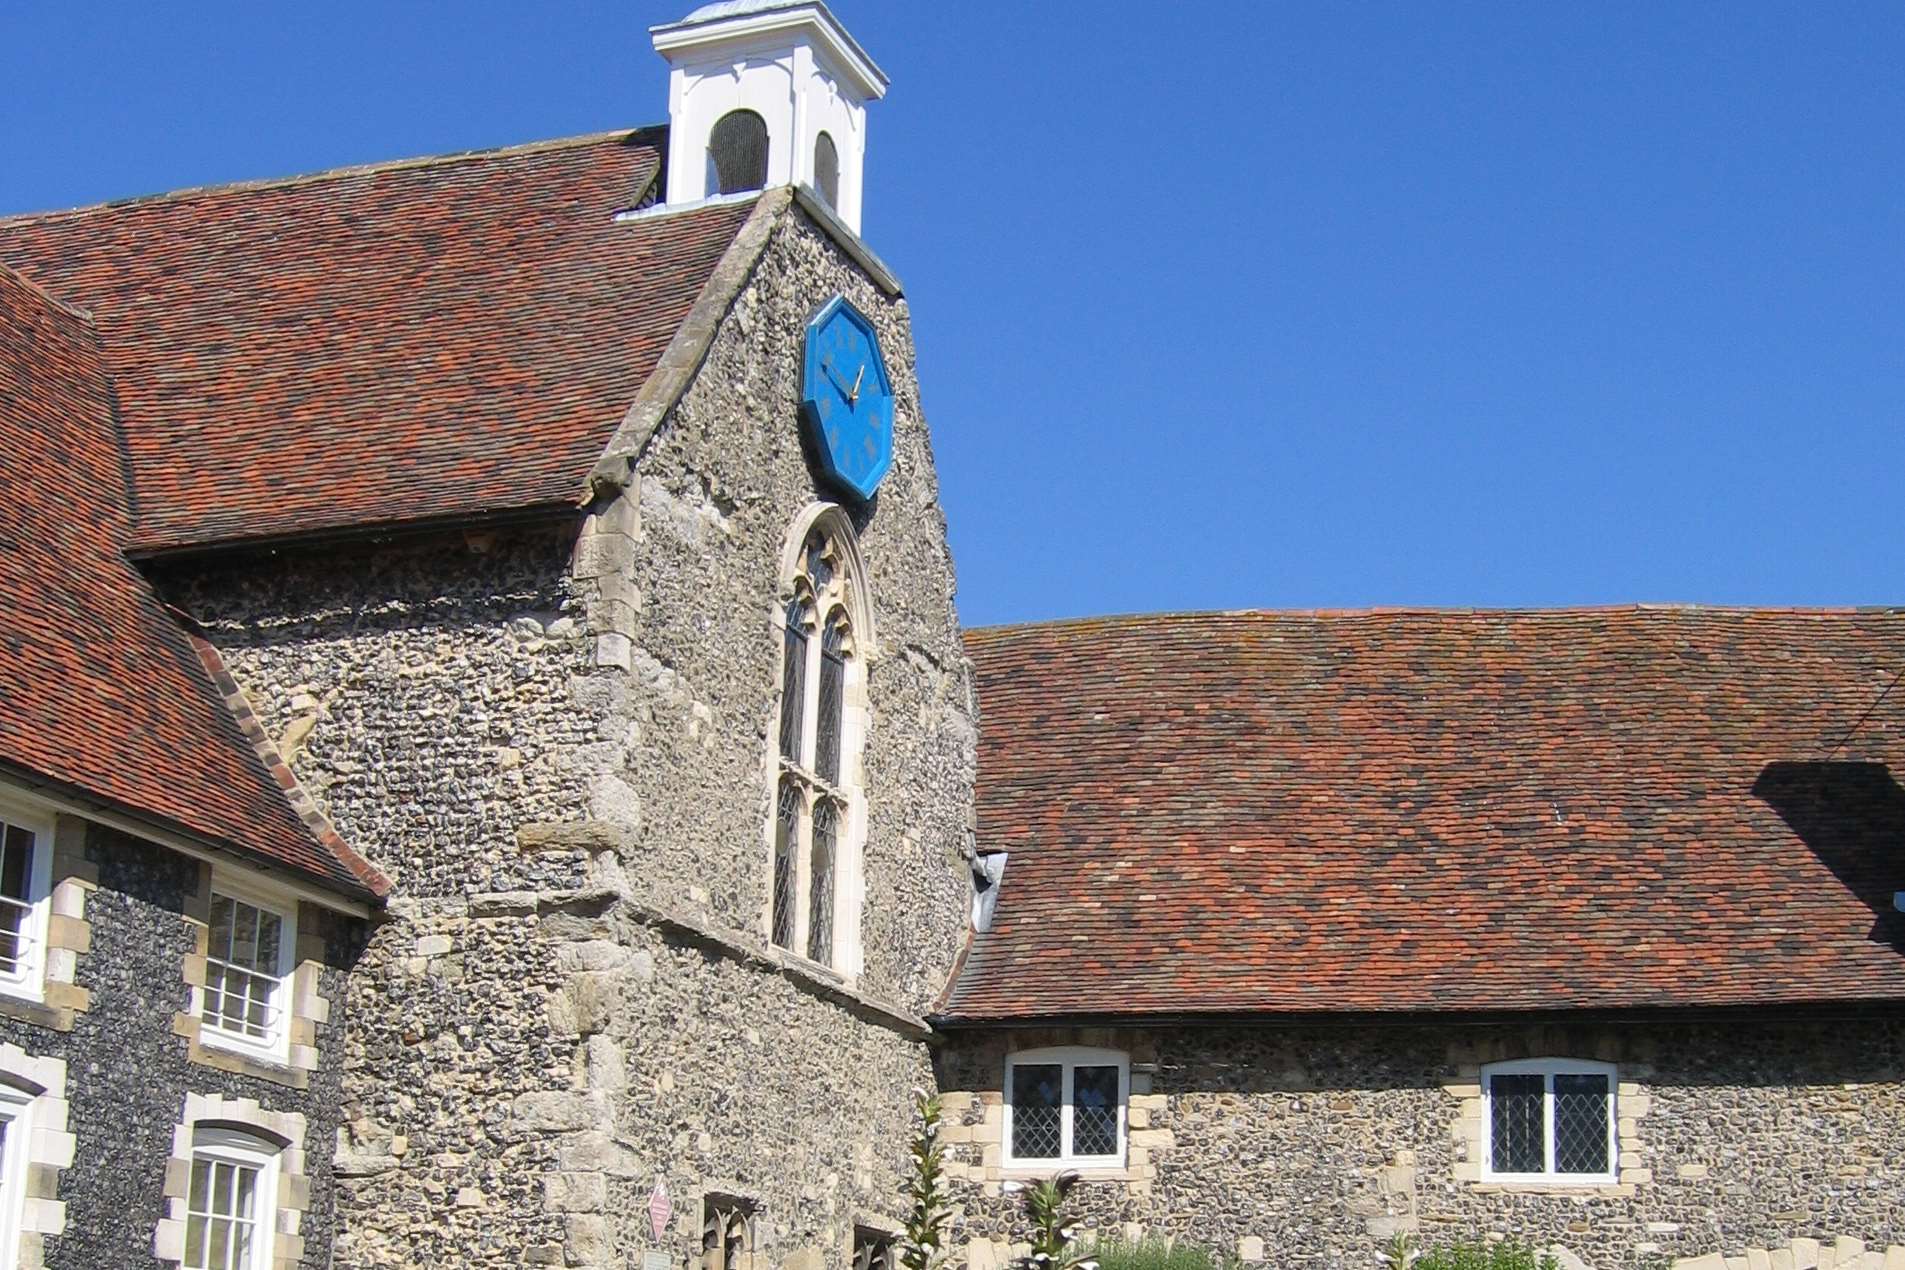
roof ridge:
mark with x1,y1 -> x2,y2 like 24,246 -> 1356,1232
0,258 -> 95,324
0,124 -> 667,227
967,603 -> 1905,636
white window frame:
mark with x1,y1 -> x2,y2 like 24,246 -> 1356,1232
1480,1057 -> 1619,1185
182,1126 -> 280,1270
195,875 -> 296,1066
0,799 -> 54,1004
0,1081 -> 33,1268
1003,1046 -> 1129,1170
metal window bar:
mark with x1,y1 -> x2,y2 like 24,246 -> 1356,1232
807,797 -> 837,965
203,957 -> 286,1042
184,1156 -> 261,1270
0,892 -> 36,978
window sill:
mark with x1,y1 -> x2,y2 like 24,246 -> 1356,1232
172,1013 -> 312,1090
0,990 -> 72,1033
1000,1164 -> 1133,1182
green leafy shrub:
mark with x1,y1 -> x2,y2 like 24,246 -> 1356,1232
898,1090 -> 950,1270
1383,1233 -> 1559,1270
1082,1235 -> 1240,1270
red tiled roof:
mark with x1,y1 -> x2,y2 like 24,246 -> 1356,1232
942,609 -> 1905,1022
0,131 -> 754,554
0,264 -> 382,897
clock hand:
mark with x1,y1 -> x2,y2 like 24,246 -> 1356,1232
850,363 -> 866,404
821,358 -> 853,399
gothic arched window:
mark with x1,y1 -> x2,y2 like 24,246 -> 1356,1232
813,131 -> 840,208
768,508 -> 870,974
708,109 -> 769,196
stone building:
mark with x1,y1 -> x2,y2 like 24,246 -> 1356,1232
1,4 -> 1902,1270
938,612 -> 1905,1270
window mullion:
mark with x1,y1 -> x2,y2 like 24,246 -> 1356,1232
793,784 -> 814,954
1543,1073 -> 1557,1177
1059,1062 -> 1074,1161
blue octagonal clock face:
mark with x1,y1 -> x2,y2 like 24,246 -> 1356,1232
799,295 -> 894,502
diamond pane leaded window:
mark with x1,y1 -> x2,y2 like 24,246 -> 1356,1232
1006,1049 -> 1127,1166
815,614 -> 846,784
1553,1073 -> 1612,1174
1071,1064 -> 1121,1156
807,798 -> 838,965
778,600 -> 809,763
771,780 -> 801,951
1010,1063 -> 1063,1160
1483,1061 -> 1616,1181
1488,1074 -> 1545,1174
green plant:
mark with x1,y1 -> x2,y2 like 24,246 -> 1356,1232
1011,1170 -> 1095,1270
898,1089 -> 951,1270
1082,1234 -> 1240,1270
1408,1238 -> 1559,1270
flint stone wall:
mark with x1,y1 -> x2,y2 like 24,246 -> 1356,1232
0,822 -> 356,1268
156,203 -> 976,1267
939,1017 -> 1905,1270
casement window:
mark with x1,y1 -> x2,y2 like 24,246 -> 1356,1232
1481,1058 -> 1618,1184
199,888 -> 294,1062
1004,1047 -> 1129,1169
182,1126 -> 280,1270
769,510 -> 869,975
0,805 -> 53,1001
853,1226 -> 897,1270
0,1082 -> 32,1266
700,1194 -> 755,1270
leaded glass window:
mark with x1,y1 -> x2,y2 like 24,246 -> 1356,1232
771,779 -> 801,951
1482,1060 -> 1617,1181
1005,1048 -> 1128,1167
779,599 -> 809,762
807,798 -> 838,965
768,515 -> 864,974
815,614 -> 846,784
1010,1063 -> 1063,1160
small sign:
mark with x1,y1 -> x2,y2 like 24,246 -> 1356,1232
644,1252 -> 672,1270
648,1179 -> 672,1243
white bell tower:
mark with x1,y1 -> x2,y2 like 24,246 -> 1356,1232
651,0 -> 889,235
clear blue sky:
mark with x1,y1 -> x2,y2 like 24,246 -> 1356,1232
4,2 -> 1900,626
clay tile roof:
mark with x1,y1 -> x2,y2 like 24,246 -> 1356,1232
941,609 -> 1905,1022
0,130 -> 755,554
0,263 -> 381,897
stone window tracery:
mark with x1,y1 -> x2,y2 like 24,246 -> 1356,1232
700,1194 -> 754,1270
766,506 -> 871,978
